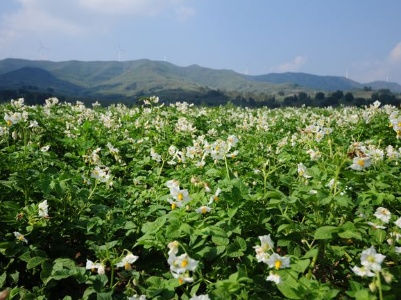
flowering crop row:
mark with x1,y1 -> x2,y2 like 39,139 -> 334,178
0,97 -> 401,299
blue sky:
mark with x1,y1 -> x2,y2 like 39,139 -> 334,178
1,0 -> 401,84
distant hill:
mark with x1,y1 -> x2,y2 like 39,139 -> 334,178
0,58 -> 400,104
247,72 -> 401,93
0,66 -> 85,96
247,72 -> 362,91
368,81 -> 401,93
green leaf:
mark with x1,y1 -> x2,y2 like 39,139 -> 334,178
264,190 -> 285,200
145,276 -> 166,298
227,207 -> 238,218
333,195 -> 351,207
41,261 -> 53,284
277,223 -> 292,233
18,251 -> 31,263
135,232 -> 165,249
54,258 -> 78,270
372,228 -> 387,244
232,179 -> 249,199
226,237 -> 246,258
179,222 -> 192,235
276,270 -> 302,299
93,275 -> 109,291
314,226 -> 338,240
212,236 -> 229,246
27,256 -> 47,269
302,248 -> 318,259
0,272 -> 6,288
226,248 -> 243,258
190,283 -> 201,298
209,226 -> 229,238
82,287 -> 96,299
165,222 -> 181,239
0,242 -> 12,255
235,236 -> 247,251
141,215 -> 167,234
49,269 -> 74,281
354,289 -> 370,300
96,291 -> 113,300
205,168 -> 220,177
9,270 -> 19,284
338,229 -> 362,240
291,259 -> 310,273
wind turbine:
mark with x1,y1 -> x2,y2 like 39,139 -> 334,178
117,43 -> 125,62
345,68 -> 349,79
37,39 -> 49,60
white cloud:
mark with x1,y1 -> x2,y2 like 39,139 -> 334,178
0,0 -> 195,59
390,41 -> 401,63
1,1 -> 85,39
351,41 -> 401,83
352,62 -> 389,83
0,0 -> 195,38
272,55 -> 307,72
175,6 -> 196,22
78,0 -> 168,16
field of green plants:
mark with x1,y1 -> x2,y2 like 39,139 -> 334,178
1,96 -> 401,300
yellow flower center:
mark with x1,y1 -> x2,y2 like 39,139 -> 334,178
124,262 -> 131,270
367,255 -> 375,263
201,207 -> 207,214
171,203 -> 176,210
18,235 -> 25,241
275,260 -> 282,270
357,159 -> 365,167
177,193 -> 183,201
214,195 -> 219,201
181,259 -> 188,268
178,277 -> 184,285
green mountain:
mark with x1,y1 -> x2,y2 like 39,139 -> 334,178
0,58 -> 400,104
0,66 -> 85,96
247,72 -> 362,91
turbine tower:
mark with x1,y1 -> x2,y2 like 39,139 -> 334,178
37,40 -> 49,60
117,43 -> 124,62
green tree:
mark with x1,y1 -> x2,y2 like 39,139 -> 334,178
344,92 -> 354,103
315,92 -> 325,100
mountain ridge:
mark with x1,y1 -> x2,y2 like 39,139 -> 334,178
0,59 -> 400,103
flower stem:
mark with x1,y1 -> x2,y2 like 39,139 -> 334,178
224,156 -> 230,179
307,242 -> 323,280
88,180 -> 98,200
376,271 -> 383,300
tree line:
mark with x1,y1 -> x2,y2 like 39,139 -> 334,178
0,86 -> 400,108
